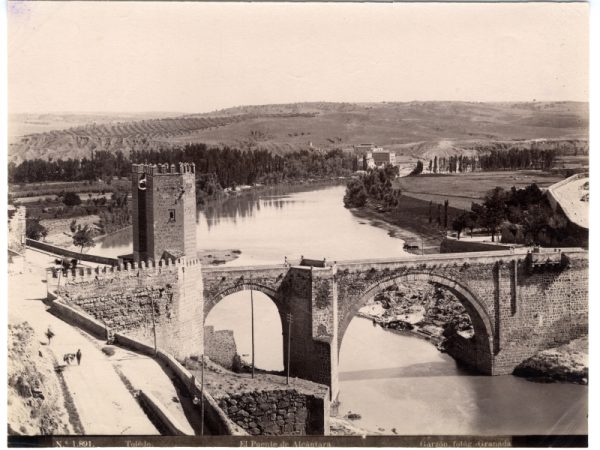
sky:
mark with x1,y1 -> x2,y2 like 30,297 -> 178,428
7,1 -> 589,114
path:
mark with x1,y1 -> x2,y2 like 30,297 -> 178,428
8,249 -> 194,435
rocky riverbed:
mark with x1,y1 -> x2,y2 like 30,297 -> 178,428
357,281 -> 474,349
513,336 -> 588,385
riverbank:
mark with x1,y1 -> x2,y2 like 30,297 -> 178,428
348,195 -> 461,254
514,336 -> 588,385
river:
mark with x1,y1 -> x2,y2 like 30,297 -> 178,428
96,184 -> 587,435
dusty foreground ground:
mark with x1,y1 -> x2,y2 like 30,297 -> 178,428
7,249 -> 202,436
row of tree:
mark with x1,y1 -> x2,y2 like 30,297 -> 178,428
426,148 -> 557,174
9,145 -> 355,188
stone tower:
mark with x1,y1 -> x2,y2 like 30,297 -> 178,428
131,163 -> 197,262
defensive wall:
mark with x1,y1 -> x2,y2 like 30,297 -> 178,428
50,257 -> 204,360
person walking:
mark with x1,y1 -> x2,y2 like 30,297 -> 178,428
45,326 -> 55,345
76,349 -> 82,365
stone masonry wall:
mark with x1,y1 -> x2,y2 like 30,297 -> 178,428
132,163 -> 196,262
54,259 -> 204,360
205,326 -> 238,370
216,389 -> 328,436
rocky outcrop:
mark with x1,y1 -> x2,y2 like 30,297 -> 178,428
358,281 -> 474,347
7,321 -> 75,435
513,336 -> 588,384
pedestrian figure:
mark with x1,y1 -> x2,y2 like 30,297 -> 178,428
45,326 -> 55,345
76,349 -> 82,365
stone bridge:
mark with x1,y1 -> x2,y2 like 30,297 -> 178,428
202,248 -> 588,400
52,246 -> 588,402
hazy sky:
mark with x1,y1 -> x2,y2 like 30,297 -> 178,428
7,2 -> 589,114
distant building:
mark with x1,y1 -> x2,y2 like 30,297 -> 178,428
354,143 -> 396,170
371,148 -> 396,167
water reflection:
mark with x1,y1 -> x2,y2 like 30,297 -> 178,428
338,317 -> 587,435
203,192 -> 303,230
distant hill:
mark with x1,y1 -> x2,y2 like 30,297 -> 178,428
9,101 -> 588,163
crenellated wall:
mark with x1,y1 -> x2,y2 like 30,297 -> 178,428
51,257 -> 204,360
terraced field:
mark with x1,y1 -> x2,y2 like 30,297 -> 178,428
9,101 -> 589,163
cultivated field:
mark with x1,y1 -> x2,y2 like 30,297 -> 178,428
9,101 -> 588,163
395,171 -> 565,210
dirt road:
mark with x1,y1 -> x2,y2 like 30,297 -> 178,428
9,250 -> 159,435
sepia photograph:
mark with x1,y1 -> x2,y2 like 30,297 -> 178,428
3,1 -> 591,447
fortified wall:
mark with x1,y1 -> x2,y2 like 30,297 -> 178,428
52,258 -> 204,360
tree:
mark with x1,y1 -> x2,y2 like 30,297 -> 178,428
26,218 -> 48,241
410,160 -> 423,176
452,211 -> 472,240
343,179 -> 368,208
443,200 -> 449,228
428,201 -> 433,224
465,211 -> 478,237
480,187 -> 508,242
73,224 -> 96,255
63,192 -> 82,207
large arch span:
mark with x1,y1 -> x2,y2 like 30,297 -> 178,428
337,271 -> 495,375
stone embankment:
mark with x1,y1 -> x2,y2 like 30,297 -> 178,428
513,336 -> 588,384
357,280 -> 473,348
186,358 -> 329,436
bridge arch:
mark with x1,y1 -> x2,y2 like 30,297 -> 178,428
205,282 -> 284,318
204,281 -> 287,372
338,271 -> 494,374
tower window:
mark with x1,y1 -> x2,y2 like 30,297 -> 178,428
168,209 -> 176,222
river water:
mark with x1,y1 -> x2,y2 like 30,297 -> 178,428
96,185 -> 587,435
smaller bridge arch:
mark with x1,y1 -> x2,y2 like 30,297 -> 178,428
338,271 -> 495,375
205,281 -> 284,318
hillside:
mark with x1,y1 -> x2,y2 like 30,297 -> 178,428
9,101 -> 588,163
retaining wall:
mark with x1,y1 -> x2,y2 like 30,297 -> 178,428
215,388 -> 328,436
48,292 -> 243,436
440,238 -> 513,253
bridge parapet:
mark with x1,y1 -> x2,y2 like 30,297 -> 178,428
334,247 -> 586,271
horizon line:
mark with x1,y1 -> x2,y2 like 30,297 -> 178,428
9,99 -> 590,117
